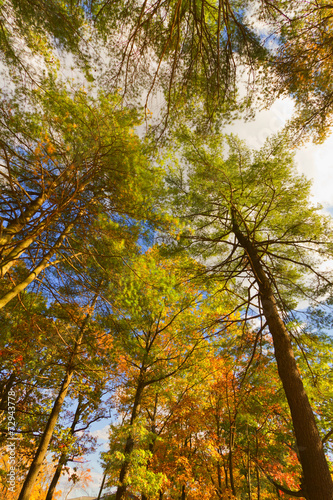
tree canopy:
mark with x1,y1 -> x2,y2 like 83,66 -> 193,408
1,2 -> 333,500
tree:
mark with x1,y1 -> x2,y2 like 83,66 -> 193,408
17,290 -> 100,500
45,391 -> 102,500
167,130 -> 333,499
141,326 -> 302,500
100,247 -> 221,500
1,0 -> 269,130
0,77 -> 161,310
94,0 -> 268,129
0,0 -> 93,83
257,0 -> 333,142
0,451 -> 62,500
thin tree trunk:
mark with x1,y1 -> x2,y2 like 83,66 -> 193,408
226,402 -> 236,496
247,424 -> 251,500
97,470 -> 108,500
217,462 -> 223,498
115,380 -> 145,500
228,446 -> 236,497
45,397 -> 83,500
141,393 -> 158,500
255,433 -> 260,500
18,296 -> 96,500
223,461 -> 229,490
232,215 -> 333,500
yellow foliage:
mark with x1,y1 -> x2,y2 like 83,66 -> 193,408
0,453 -> 62,500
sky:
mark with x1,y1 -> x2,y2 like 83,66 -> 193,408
228,97 -> 333,211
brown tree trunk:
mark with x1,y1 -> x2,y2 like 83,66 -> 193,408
255,433 -> 260,500
247,424 -> 251,500
223,462 -> 229,490
45,397 -> 83,500
232,217 -> 333,500
18,299 -> 95,500
217,462 -> 223,498
18,366 -> 75,500
97,470 -> 107,500
225,381 -> 236,498
116,379 -> 145,500
228,445 -> 236,497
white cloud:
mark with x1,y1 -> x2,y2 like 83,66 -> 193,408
226,97 -> 333,210
297,136 -> 333,207
89,424 -> 110,441
228,97 -> 294,148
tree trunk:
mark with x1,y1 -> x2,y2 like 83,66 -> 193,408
45,397 -> 83,500
232,216 -> 333,500
227,417 -> 236,496
217,462 -> 223,498
97,470 -> 108,500
18,366 -> 75,500
247,424 -> 251,500
0,219 -> 75,309
18,299 -> 95,500
223,462 -> 229,490
255,433 -> 260,500
228,446 -> 236,497
115,380 -> 145,500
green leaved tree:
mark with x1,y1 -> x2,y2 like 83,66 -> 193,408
0,77 -> 161,310
166,130 -> 333,499
100,247 -> 222,500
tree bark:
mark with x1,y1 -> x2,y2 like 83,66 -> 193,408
45,397 -> 83,500
0,219 -> 75,310
232,215 -> 333,500
18,300 -> 95,500
97,470 -> 107,500
115,379 -> 145,500
217,462 -> 223,498
228,445 -> 236,497
18,365 -> 75,500
255,433 -> 260,500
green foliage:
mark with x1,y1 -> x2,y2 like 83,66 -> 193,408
2,2 -> 333,500
93,0 -> 267,126
167,130 -> 333,308
105,422 -> 166,497
260,0 -> 333,142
